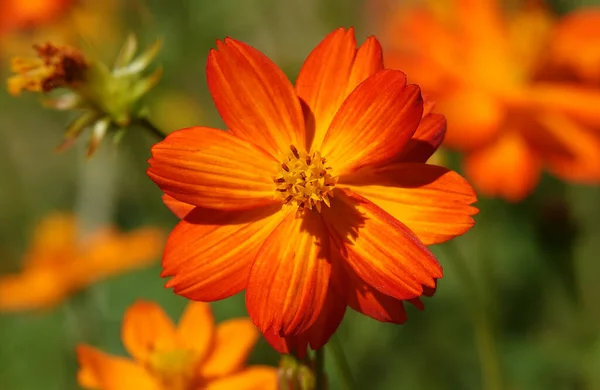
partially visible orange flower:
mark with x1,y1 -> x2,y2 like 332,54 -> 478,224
77,300 -> 278,390
377,0 -> 600,201
0,0 -> 71,34
0,213 -> 163,312
147,28 -> 478,355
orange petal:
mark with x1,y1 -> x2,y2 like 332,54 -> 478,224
147,127 -> 279,211
342,163 -> 478,245
321,70 -> 423,174
0,268 -> 71,311
296,28 -> 383,150
246,210 -> 331,336
162,206 -> 285,301
121,301 -> 178,363
322,188 -> 441,301
207,38 -> 305,159
534,112 -> 600,182
436,88 -> 503,151
344,262 -> 408,323
176,302 -> 215,362
76,345 -> 159,390
162,194 -> 196,219
549,8 -> 600,82
464,131 -> 541,202
200,318 -> 259,379
204,366 -> 278,390
524,83 -> 600,128
396,113 -> 446,163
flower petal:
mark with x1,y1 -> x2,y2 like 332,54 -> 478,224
162,194 -> 196,219
121,301 -> 177,363
176,302 -> 214,362
464,131 -> 541,202
163,205 -> 285,302
343,262 -> 408,323
204,367 -> 278,390
322,188 -> 441,300
342,163 -> 478,245
207,38 -> 305,158
296,27 -> 383,150
246,210 -> 331,336
200,318 -> 259,379
0,268 -> 70,311
321,69 -> 423,174
76,345 -> 159,390
147,127 -> 279,211
397,113 -> 446,163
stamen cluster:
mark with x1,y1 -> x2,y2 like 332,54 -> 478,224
274,145 -> 338,213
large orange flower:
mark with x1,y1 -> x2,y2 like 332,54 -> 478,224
77,300 -> 277,390
0,213 -> 163,311
377,0 -> 600,201
147,28 -> 478,354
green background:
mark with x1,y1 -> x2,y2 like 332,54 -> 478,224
1,0 -> 600,389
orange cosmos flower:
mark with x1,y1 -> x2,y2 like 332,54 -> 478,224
0,0 -> 72,34
377,0 -> 600,201
0,213 -> 163,312
76,300 -> 278,390
147,27 -> 478,355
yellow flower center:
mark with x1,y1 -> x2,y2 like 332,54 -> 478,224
274,145 -> 338,213
146,348 -> 199,390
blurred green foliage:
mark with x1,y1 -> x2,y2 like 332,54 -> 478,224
1,0 -> 600,389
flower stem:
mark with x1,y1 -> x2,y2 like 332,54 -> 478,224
135,117 -> 168,140
328,333 -> 357,390
314,347 -> 325,390
443,241 -> 503,390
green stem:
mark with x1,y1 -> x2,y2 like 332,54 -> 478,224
135,117 -> 168,140
314,348 -> 325,390
328,334 -> 356,390
443,241 -> 503,390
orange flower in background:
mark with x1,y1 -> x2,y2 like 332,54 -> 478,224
0,213 -> 163,311
77,300 -> 278,390
147,28 -> 478,355
0,0 -> 71,34
377,0 -> 600,201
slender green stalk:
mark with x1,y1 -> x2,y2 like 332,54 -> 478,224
443,241 -> 503,390
314,348 -> 325,390
135,117 -> 168,140
328,334 -> 357,390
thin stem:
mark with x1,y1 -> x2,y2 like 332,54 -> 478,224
328,333 -> 357,390
135,117 -> 168,140
314,348 -> 325,390
443,241 -> 503,390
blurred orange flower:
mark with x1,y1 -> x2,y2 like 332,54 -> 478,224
0,0 -> 72,34
147,28 -> 478,355
77,300 -> 278,390
377,0 -> 600,201
0,213 -> 163,312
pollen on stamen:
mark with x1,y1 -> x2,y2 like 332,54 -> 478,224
273,145 -> 338,214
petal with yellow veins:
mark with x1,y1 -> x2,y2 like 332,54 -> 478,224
207,38 -> 305,159
147,127 -> 279,211
321,70 -> 423,174
76,345 -> 159,390
342,163 -> 478,245
396,113 -> 446,163
323,188 -> 441,301
246,210 -> 331,336
200,318 -> 260,379
162,205 -> 285,302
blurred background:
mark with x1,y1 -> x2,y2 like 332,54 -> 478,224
1,0 -> 600,389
